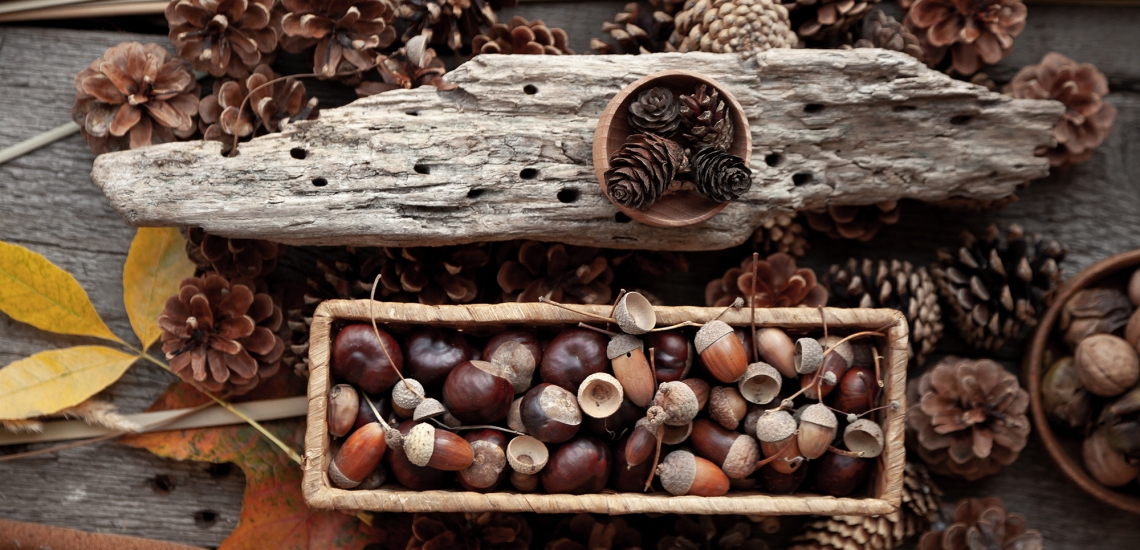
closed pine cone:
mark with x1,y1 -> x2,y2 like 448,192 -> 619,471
604,134 -> 688,210
407,512 -> 531,550
853,10 -> 924,63
357,35 -> 456,96
705,253 -> 828,308
72,42 -> 199,155
629,87 -> 682,136
166,0 -> 279,78
185,228 -> 284,280
159,274 -> 285,394
903,0 -> 1027,76
399,0 -> 517,51
1004,52 -> 1118,168
377,245 -> 490,305
825,258 -> 943,366
199,65 -> 318,151
917,497 -> 1042,550
497,241 -> 615,305
680,84 -> 734,151
546,514 -> 643,550
783,0 -> 879,42
907,357 -> 1031,480
473,16 -> 574,55
669,0 -> 799,59
592,1 -> 681,54
803,201 -> 901,242
691,146 -> 753,202
280,0 -> 397,78
658,515 -> 770,550
932,224 -> 1066,351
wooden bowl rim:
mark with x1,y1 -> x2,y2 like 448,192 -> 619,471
592,69 -> 752,228
1024,247 -> 1140,514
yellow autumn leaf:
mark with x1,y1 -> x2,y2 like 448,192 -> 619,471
0,241 -> 122,343
123,228 -> 196,349
0,346 -> 139,419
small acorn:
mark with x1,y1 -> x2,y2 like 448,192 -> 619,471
690,419 -> 761,479
385,421 -> 449,490
329,422 -> 388,489
794,338 -> 823,374
652,379 -> 708,426
798,403 -> 838,460
738,362 -> 782,404
391,378 -> 425,418
661,421 -> 693,445
607,334 -> 655,407
709,386 -> 748,430
614,291 -> 656,335
1084,428 -> 1140,487
459,429 -> 509,492
755,410 -> 802,474
800,345 -> 849,400
521,383 -> 583,443
843,419 -> 885,458
611,433 -> 655,492
695,320 -> 748,383
624,417 -> 658,469
756,328 -> 796,378
328,384 -> 360,438
403,422 -> 475,471
578,372 -> 625,419
656,450 -> 731,496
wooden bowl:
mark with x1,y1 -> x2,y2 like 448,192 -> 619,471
1025,248 -> 1140,514
593,70 -> 751,228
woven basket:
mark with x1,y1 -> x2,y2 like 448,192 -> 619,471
301,301 -> 908,516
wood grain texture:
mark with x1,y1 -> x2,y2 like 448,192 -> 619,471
90,50 -> 1061,251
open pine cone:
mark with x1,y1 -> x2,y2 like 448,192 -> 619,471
72,42 -> 199,155
399,0 -> 517,51
752,213 -> 809,258
166,0 -> 279,78
691,146 -> 753,202
199,65 -> 318,151
680,84 -> 733,151
932,224 -> 1067,351
496,241 -> 614,305
159,274 -> 285,394
705,253 -> 828,308
917,497 -> 1042,550
783,0 -> 879,42
825,258 -> 943,366
592,1 -> 685,54
375,245 -> 490,305
357,35 -> 456,96
407,512 -> 531,550
903,0 -> 1027,76
185,228 -> 284,280
628,87 -> 682,136
670,0 -> 799,58
546,514 -> 643,550
854,10 -> 925,63
907,357 -> 1031,480
604,134 -> 688,210
473,16 -> 574,55
280,0 -> 397,79
658,515 -> 771,550
1004,52 -> 1118,168
803,201 -> 900,242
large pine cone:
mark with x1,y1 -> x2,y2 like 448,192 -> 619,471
903,0 -> 1027,76
378,245 -> 490,305
932,224 -> 1067,351
629,87 -> 682,136
546,514 -> 643,550
604,134 -> 688,210
407,512 -> 531,550
166,0 -> 279,78
72,42 -> 199,155
907,357 -> 1031,480
496,241 -> 614,305
400,0 -> 517,51
185,228 -> 284,280
752,212 -> 809,258
473,16 -> 574,56
825,258 -> 943,366
679,84 -> 734,151
357,35 -> 456,96
706,253 -> 828,308
591,1 -> 682,54
670,0 -> 799,58
854,10 -> 925,63
691,147 -> 753,202
803,201 -> 901,242
280,0 -> 397,78
1004,52 -> 1117,168
657,515 -> 771,550
159,274 -> 285,394
199,65 -> 318,151
917,497 -> 1042,550
783,0 -> 879,42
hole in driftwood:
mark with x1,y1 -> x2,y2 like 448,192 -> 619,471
148,474 -> 175,495
615,212 -> 631,223
312,177 -> 328,187
290,148 -> 307,159
524,84 -> 538,95
193,510 -> 218,529
792,173 -> 813,186
803,103 -> 825,114
557,188 -> 579,203
206,463 -> 234,480
950,115 -> 973,125
520,168 -> 539,179
467,188 -> 484,199
765,153 -> 783,167
893,105 -> 917,112
414,164 -> 430,175
406,111 -> 419,116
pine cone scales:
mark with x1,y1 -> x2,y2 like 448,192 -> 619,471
804,201 -> 901,242
72,42 -> 199,155
199,65 -> 318,148
604,134 -> 688,210
786,0 -> 879,41
854,10 -> 925,63
903,0 -> 1027,76
907,357 -> 1031,480
917,497 -> 1042,550
669,0 -> 799,58
546,515 -> 643,550
280,0 -> 397,78
497,241 -> 614,305
357,35 -> 456,96
706,253 -> 828,308
473,16 -> 574,55
400,0 -> 517,51
629,87 -> 682,136
658,515 -> 770,550
186,228 -> 284,279
1004,52 -> 1118,168
692,147 -> 753,202
166,0 -> 279,78
591,2 -> 680,54
379,245 -> 490,305
407,512 -> 531,550
680,84 -> 733,151
159,274 -> 285,394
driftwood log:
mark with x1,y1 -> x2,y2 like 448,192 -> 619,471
91,50 -> 1063,251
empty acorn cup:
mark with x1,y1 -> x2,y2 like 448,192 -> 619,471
738,362 -> 782,404
507,435 -> 550,475
843,418 -> 885,458
578,372 -> 625,419
614,292 -> 656,334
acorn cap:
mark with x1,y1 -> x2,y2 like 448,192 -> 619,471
801,403 -> 838,429
818,335 -> 855,365
708,386 -> 747,430
794,338 -> 824,374
656,450 -> 697,496
615,292 -> 657,335
755,410 -> 797,442
695,320 -> 735,354
722,435 -> 761,479
655,380 -> 699,426
607,334 -> 644,359
661,421 -> 693,445
843,418 -> 885,458
506,435 -> 549,475
738,362 -> 782,404
412,398 -> 447,421
392,379 -> 425,411
328,460 -> 360,489
577,372 -> 624,418
404,422 -> 436,467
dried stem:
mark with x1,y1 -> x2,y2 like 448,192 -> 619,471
363,393 -> 393,432
713,297 -> 745,321
537,296 -> 617,323
648,347 -> 658,389
750,252 -> 759,364
370,274 -> 424,400
577,322 -> 618,338
649,321 -> 701,332
827,446 -> 865,458
644,423 -> 664,492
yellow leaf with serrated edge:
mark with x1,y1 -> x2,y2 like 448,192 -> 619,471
0,346 -> 138,419
0,241 -> 121,343
123,228 -> 195,349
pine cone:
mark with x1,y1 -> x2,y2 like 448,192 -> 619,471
185,228 -> 284,280
406,512 -> 531,550
917,497 -> 1042,550
357,35 -> 457,96
705,253 -> 828,308
72,42 -> 199,155
784,0 -> 879,42
803,201 -> 901,242
159,274 -> 285,394
906,357 -> 1031,480
496,241 -> 615,305
853,10 -> 925,63
825,258 -> 943,366
932,224 -> 1067,351
399,0 -> 517,51
611,250 -> 690,276
903,0 -> 1027,76
166,0 -> 279,78
280,0 -> 397,78
473,16 -> 574,56
669,0 -> 799,59
629,87 -> 682,136
679,84 -> 734,151
1004,52 -> 1118,168
378,245 -> 490,305
692,147 -> 753,202
546,515 -> 643,550
199,65 -> 318,152
752,213 -> 810,258
591,1 -> 683,54
604,134 -> 688,210
658,515 -> 771,550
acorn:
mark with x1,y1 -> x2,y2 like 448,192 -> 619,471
690,419 -> 761,479
813,451 -> 873,497
843,419 -> 885,458
356,465 -> 387,490
614,291 -> 656,334
828,366 -> 877,415
385,421 -> 449,490
624,418 -> 658,469
798,403 -> 838,460
656,450 -> 731,496
390,378 -> 425,418
661,421 -> 693,445
1075,334 -> 1140,397
403,422 -> 475,471
755,410 -> 802,474
459,429 -> 509,492
578,373 -> 625,419
755,328 -> 796,378
794,338 -> 823,374
611,433 -> 655,492
521,382 -> 582,443
652,379 -> 708,426
488,339 -> 537,394
328,384 -> 360,438
541,436 -> 612,494
1084,428 -> 1140,487
709,386 -> 748,430
607,334 -> 655,407
738,362 -> 782,404
442,359 -> 515,424
329,422 -> 388,489
695,320 -> 748,383
800,342 -> 849,400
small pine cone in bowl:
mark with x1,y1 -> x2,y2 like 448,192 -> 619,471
166,0 -> 279,78
604,134 -> 688,210
705,252 -> 828,308
679,84 -> 734,151
628,86 -> 682,136
691,146 -> 753,202
917,497 -> 1042,550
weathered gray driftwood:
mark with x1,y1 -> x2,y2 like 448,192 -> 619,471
91,50 -> 1062,251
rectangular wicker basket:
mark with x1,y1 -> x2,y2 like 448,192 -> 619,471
301,300 -> 908,516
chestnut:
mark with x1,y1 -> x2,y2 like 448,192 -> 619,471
607,334 -> 655,407
541,435 -> 612,494
585,398 -> 644,439
352,395 -> 392,432
484,329 -> 543,368
656,450 -> 730,496
540,328 -> 609,392
385,421 -> 450,490
328,384 -> 359,437
488,339 -> 537,394
828,367 -> 877,415
644,330 -> 693,382
623,418 -> 658,469
695,320 -> 748,383
759,463 -> 808,494
690,419 -> 760,479
798,403 -> 838,460
329,422 -> 388,489
520,383 -> 582,443
709,386 -> 748,431
459,429 -> 509,492
332,324 -> 404,394
755,328 -> 796,378
404,328 -> 471,390
442,360 -> 514,424
403,423 -> 475,471
611,433 -> 654,492
813,451 -> 873,497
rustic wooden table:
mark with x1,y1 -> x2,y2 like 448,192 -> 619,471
1,2 -> 1139,548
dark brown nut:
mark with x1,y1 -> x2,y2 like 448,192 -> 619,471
813,451 -> 873,497
442,360 -> 514,424
1042,357 -> 1092,429
521,382 -> 582,443
404,328 -> 471,390
690,419 -> 760,479
540,328 -> 609,392
332,324 -> 404,394
541,436 -> 612,494
403,422 -> 475,471
328,384 -> 359,437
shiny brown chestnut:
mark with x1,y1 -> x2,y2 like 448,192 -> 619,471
540,435 -> 612,494
332,324 -> 404,394
695,320 -> 748,383
540,328 -> 609,392
623,418 -> 658,469
759,462 -> 808,494
459,429 -> 509,492
352,395 -> 392,432
611,433 -> 655,492
813,451 -> 873,497
488,339 -> 537,394
328,384 -> 359,437
828,366 -> 877,415
329,422 -> 388,489
403,423 -> 475,471
520,383 -> 582,443
656,450 -> 730,496
644,330 -> 693,382
442,360 -> 514,424
690,419 -> 760,479
484,329 -> 543,368
404,328 -> 471,390
385,421 -> 450,490
585,398 -> 644,439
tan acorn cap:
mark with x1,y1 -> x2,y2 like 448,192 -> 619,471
801,403 -> 838,429
795,337 -> 824,374
412,398 -> 447,421
657,450 -> 697,496
738,362 -> 782,404
755,410 -> 797,442
607,333 -> 644,359
844,418 -> 885,458
392,378 -> 425,411
722,435 -> 761,479
695,320 -> 735,353
506,435 -> 549,475
615,292 -> 656,335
